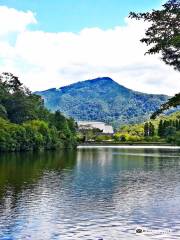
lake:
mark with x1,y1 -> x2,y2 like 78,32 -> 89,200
0,146 -> 180,240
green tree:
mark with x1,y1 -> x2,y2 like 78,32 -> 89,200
158,120 -> 164,137
174,131 -> 180,145
165,126 -> 177,143
0,73 -> 77,151
0,73 -> 50,124
129,1 -> 180,118
144,122 -> 149,137
67,117 -> 77,135
0,104 -> 7,119
0,72 -> 24,93
129,0 -> 180,71
149,122 -> 155,136
165,126 -> 177,137
151,93 -> 180,119
177,119 -> 180,130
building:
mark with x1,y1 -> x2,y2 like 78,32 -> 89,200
78,121 -> 114,134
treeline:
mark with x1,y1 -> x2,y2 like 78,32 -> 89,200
144,119 -> 180,137
0,72 -> 77,152
106,112 -> 180,145
158,119 -> 180,137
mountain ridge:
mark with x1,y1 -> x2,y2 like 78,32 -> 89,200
38,77 -> 169,96
35,77 -> 170,128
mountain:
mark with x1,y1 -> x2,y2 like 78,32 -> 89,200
35,77 -> 169,128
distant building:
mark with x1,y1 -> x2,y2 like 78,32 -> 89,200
78,121 -> 114,134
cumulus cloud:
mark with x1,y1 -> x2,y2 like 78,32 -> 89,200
0,6 -> 36,35
0,6 -> 179,95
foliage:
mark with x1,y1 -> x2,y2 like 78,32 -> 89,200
78,128 -> 103,141
144,122 -> 155,137
114,124 -> 145,142
114,111 -> 180,145
155,116 -> 180,145
113,132 -> 143,142
151,93 -> 180,119
0,72 -> 77,152
144,113 -> 180,145
119,124 -> 144,137
95,135 -> 112,142
0,72 -> 49,124
0,118 -> 61,152
129,1 -> 180,119
129,0 -> 180,71
174,131 -> 180,145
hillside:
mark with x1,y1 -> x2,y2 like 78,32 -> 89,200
0,72 -> 77,152
115,111 -> 180,144
35,77 -> 170,128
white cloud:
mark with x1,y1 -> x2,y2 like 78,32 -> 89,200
0,6 -> 179,95
0,6 -> 36,35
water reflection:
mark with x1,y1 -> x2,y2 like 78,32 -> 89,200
0,147 -> 180,239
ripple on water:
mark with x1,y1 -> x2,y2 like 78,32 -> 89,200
0,148 -> 180,239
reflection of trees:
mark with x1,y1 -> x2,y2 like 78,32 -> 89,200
0,147 -> 179,203
0,150 -> 77,225
76,147 -> 180,204
0,147 -> 180,238
0,150 -> 77,196
143,148 -> 180,170
111,148 -> 180,221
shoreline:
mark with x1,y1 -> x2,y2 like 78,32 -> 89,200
78,142 -> 180,149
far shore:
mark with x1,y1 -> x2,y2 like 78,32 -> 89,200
78,142 -> 180,148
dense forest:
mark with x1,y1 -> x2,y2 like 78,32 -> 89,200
0,72 -> 77,152
114,112 -> 180,145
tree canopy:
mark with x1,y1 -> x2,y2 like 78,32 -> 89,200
129,0 -> 180,117
151,93 -> 180,119
129,0 -> 180,71
0,72 -> 77,151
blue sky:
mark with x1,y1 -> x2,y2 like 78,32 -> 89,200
1,0 -> 163,32
0,0 -> 179,94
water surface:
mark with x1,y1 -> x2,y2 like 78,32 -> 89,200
0,147 -> 180,240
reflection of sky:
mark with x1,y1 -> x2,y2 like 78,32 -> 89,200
0,148 -> 180,239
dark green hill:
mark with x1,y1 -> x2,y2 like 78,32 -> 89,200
35,77 -> 169,128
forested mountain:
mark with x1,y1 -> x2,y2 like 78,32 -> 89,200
35,77 -> 170,128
